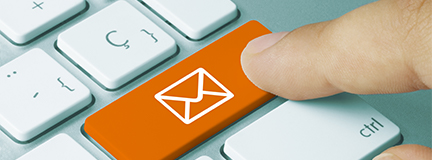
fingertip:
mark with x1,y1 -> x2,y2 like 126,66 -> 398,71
241,32 -> 288,77
240,28 -> 342,100
242,32 -> 289,56
373,153 -> 402,160
241,32 -> 289,93
375,144 -> 432,160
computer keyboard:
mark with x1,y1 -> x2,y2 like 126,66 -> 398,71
0,0 -> 430,160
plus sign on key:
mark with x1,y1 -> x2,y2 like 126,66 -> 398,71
0,0 -> 87,45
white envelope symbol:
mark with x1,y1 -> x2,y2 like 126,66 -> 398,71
155,68 -> 234,124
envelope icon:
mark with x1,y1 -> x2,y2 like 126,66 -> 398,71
155,68 -> 234,124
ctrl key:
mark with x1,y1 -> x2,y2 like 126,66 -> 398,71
223,93 -> 401,160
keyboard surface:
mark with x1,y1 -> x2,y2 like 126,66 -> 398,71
0,0 -> 430,159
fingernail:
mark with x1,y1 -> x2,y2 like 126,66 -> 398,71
373,153 -> 402,160
243,32 -> 289,55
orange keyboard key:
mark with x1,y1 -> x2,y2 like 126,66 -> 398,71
84,21 -> 274,159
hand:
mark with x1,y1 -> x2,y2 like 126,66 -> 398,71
241,0 -> 432,159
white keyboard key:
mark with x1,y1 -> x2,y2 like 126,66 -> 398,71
141,0 -> 238,40
58,1 -> 177,90
17,134 -> 96,160
224,93 -> 401,160
0,49 -> 92,142
0,0 -> 87,44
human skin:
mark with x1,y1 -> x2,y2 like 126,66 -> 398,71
241,0 -> 431,159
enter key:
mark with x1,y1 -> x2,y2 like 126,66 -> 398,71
84,21 -> 274,160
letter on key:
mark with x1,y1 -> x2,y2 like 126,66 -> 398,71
84,21 -> 274,159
